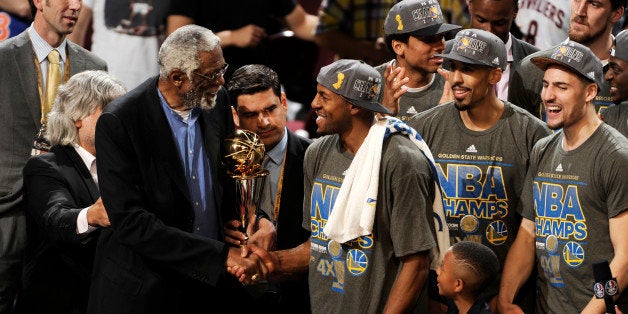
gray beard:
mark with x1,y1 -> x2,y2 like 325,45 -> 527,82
182,89 -> 217,110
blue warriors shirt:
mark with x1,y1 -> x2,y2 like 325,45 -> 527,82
0,10 -> 29,42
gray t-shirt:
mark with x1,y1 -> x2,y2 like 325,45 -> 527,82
302,134 -> 436,313
521,124 -> 628,313
410,101 -> 550,298
601,101 -> 628,138
375,61 -> 445,122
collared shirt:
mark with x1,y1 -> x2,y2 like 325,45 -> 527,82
496,33 -> 514,101
74,145 -> 98,235
28,25 -> 68,96
264,127 -> 288,208
158,89 -> 219,239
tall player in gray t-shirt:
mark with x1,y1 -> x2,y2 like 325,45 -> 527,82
410,29 -> 550,313
498,41 -> 628,313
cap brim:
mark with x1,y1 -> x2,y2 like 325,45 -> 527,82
531,57 -> 596,83
346,98 -> 392,114
435,53 -> 491,68
409,23 -> 461,37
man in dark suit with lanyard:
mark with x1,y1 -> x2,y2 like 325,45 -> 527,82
18,70 -> 125,314
0,0 -> 106,311
87,25 -> 270,314
225,64 -> 312,313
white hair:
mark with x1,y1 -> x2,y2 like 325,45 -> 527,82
46,70 -> 126,146
158,25 -> 221,79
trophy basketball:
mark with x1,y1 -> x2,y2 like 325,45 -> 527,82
223,129 -> 269,242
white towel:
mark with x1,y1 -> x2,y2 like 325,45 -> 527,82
323,117 -> 450,270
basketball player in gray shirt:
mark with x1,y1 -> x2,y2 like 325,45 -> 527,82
410,29 -> 550,312
498,41 -> 628,313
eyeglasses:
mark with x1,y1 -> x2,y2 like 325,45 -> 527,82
193,63 -> 229,83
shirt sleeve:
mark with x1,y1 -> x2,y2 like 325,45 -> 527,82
77,207 -> 98,235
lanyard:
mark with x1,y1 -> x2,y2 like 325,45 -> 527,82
272,147 -> 288,224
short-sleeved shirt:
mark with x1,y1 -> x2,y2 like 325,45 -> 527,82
601,101 -> 628,138
375,60 -> 445,122
411,101 -> 550,298
521,124 -> 628,313
303,134 -> 436,313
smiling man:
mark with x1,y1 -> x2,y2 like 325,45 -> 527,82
515,0 -> 625,119
410,29 -> 550,313
467,0 -> 540,114
375,0 -> 460,120
88,25 -> 270,314
499,41 -> 628,313
601,29 -> 628,136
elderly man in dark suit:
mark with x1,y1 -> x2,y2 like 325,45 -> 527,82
87,25 -> 271,314
0,0 -> 106,311
17,70 -> 126,314
225,64 -> 312,313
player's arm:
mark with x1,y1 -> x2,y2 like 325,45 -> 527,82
383,251 -> 430,313
284,4 -> 318,42
0,0 -> 30,19
166,14 -> 194,35
67,5 -> 92,47
497,218 -> 536,314
582,210 -> 628,314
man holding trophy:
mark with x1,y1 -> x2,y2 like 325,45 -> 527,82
225,64 -> 312,312
88,25 -> 271,314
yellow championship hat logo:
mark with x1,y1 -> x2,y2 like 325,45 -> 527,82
333,72 -> 345,89
396,14 -> 403,31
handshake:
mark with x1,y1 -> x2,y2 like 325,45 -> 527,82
223,217 -> 278,285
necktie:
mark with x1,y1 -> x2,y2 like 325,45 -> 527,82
259,155 -> 274,222
43,49 -> 62,123
32,50 -> 60,155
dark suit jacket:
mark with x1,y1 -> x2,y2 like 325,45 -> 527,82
275,130 -> 311,250
0,31 -> 107,216
88,77 -> 236,314
508,37 -> 540,112
17,145 -> 100,314
272,130 -> 312,313
0,30 -> 106,311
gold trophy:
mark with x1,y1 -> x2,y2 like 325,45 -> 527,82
223,129 -> 269,243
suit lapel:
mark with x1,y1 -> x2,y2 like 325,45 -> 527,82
142,80 -> 191,204
55,145 -> 100,202
67,42 -> 87,75
13,32 -> 43,127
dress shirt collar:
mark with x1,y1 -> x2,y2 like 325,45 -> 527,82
28,24 -> 68,64
73,144 -> 96,174
265,127 -> 288,165
505,33 -> 514,62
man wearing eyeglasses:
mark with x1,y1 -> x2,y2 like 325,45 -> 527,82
88,25 -> 274,314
